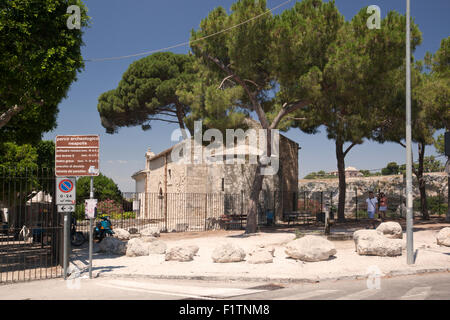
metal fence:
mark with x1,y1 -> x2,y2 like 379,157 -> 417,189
74,191 -> 279,234
298,184 -> 449,220
0,168 -> 63,284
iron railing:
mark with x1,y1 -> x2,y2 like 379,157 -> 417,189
73,191 -> 282,234
297,185 -> 448,221
0,168 -> 63,284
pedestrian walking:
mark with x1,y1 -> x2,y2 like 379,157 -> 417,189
366,191 -> 378,229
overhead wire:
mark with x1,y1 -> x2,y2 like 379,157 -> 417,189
84,0 -> 292,62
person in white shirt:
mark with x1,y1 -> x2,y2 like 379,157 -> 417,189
366,191 -> 378,229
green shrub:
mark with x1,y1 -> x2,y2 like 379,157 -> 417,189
413,196 -> 448,216
97,211 -> 136,220
73,201 -> 136,221
353,210 -> 368,219
123,211 -> 136,219
74,204 -> 85,221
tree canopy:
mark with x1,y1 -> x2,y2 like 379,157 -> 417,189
97,52 -> 198,135
0,0 -> 89,141
381,162 -> 400,176
0,142 -> 38,171
189,0 -> 319,232
434,134 -> 445,156
303,170 -> 335,179
36,140 -> 55,169
187,0 -> 422,227
370,36 -> 449,219
76,173 -> 122,204
285,4 -> 421,221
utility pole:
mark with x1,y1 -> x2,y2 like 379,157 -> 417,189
445,132 -> 450,222
89,176 -> 93,278
405,0 -> 414,265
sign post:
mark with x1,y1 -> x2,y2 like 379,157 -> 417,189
85,184 -> 98,279
55,135 -> 99,279
56,177 -> 76,279
89,177 -> 94,279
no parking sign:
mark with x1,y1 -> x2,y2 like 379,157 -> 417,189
56,177 -> 76,206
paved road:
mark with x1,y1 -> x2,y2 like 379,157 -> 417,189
1,272 -> 449,300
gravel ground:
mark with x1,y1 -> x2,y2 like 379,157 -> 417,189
70,225 -> 450,282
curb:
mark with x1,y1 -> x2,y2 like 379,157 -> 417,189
93,266 -> 450,284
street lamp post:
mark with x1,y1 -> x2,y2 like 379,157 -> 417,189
405,0 -> 414,265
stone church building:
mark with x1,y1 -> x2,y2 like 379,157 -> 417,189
132,131 -> 299,231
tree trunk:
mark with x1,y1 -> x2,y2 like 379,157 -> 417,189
175,103 -> 190,139
246,164 -> 265,233
0,105 -> 24,129
416,142 -> 429,220
335,140 -> 346,222
246,129 -> 272,233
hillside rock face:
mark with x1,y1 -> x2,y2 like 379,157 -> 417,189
299,173 -> 448,217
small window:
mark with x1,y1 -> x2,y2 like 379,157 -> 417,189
168,169 -> 171,179
221,178 -> 225,192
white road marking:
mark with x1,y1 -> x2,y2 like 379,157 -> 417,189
274,290 -> 340,300
336,288 -> 380,300
399,287 -> 431,300
97,280 -> 266,299
96,283 -> 214,300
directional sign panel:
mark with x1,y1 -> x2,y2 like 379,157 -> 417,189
56,177 -> 76,205
57,205 -> 75,213
55,135 -> 99,176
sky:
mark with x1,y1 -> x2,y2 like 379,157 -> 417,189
42,0 -> 450,191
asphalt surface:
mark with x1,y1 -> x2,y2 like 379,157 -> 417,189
0,272 -> 449,300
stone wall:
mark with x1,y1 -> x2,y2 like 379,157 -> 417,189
298,172 -> 448,216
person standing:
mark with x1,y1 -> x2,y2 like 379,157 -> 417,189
378,192 -> 388,221
366,191 -> 378,229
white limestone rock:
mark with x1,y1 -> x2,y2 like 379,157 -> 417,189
126,238 -> 149,257
211,243 -> 246,263
165,246 -> 195,262
98,237 -> 127,255
285,235 -> 337,262
247,248 -> 274,264
353,229 -> 402,256
376,222 -> 403,239
436,227 -> 450,247
140,226 -> 160,237
113,228 -> 130,240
